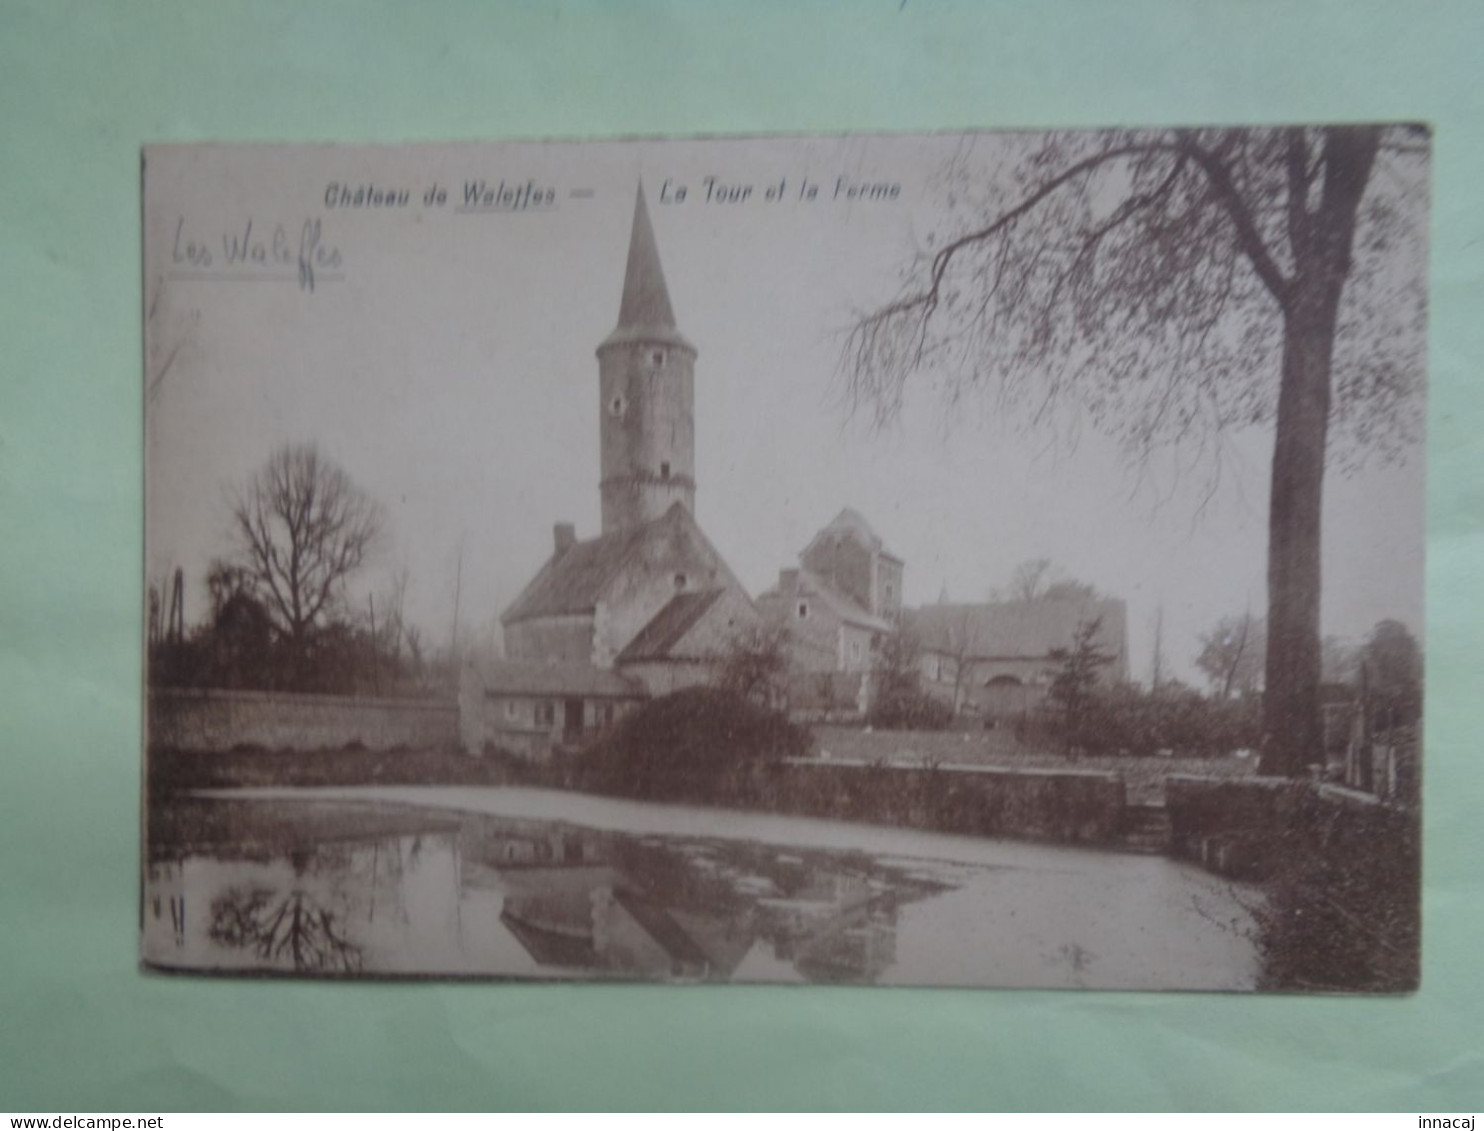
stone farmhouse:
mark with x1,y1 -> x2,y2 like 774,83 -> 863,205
754,509 -> 905,714
909,596 -> 1129,723
757,507 -> 904,673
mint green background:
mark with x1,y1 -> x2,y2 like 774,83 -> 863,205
2,0 -> 1480,1112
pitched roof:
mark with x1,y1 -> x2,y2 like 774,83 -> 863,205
611,889 -> 712,971
804,506 -> 902,564
908,597 -> 1128,662
502,503 -> 745,630
471,659 -> 646,699
820,507 -> 881,548
499,912 -> 598,969
502,509 -> 673,625
599,184 -> 693,352
616,589 -> 727,662
758,567 -> 893,633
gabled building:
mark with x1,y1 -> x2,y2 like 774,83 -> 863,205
799,507 -> 904,625
756,566 -> 893,675
502,506 -> 750,671
459,658 -> 646,759
757,509 -> 903,678
615,586 -> 758,695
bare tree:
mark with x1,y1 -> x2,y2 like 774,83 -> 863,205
206,558 -> 258,619
377,565 -> 411,665
1008,557 -> 1053,603
714,621 -> 792,706
1043,578 -> 1099,602
1195,613 -> 1266,700
944,606 -> 983,714
841,126 -> 1427,775
230,443 -> 383,651
1322,634 -> 1361,685
1150,604 -> 1166,692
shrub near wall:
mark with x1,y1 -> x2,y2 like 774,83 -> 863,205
1165,775 -> 1420,991
578,689 -> 1128,846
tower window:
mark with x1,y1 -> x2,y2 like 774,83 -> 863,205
651,349 -> 666,367
674,573 -> 688,590
660,461 -> 671,479
797,602 -> 809,620
609,394 -> 626,417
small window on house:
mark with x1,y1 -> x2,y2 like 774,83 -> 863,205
674,572 -> 688,590
797,602 -> 809,619
851,640 -> 862,661
651,349 -> 666,367
504,701 -> 518,721
885,582 -> 895,602
660,461 -> 671,479
535,701 -> 555,727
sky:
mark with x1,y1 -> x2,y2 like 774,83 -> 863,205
143,133 -> 1427,685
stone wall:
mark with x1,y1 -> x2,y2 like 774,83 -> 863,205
595,755 -> 1128,847
149,687 -> 459,754
1165,774 -> 1410,881
768,758 -> 1128,845
810,722 -> 1035,763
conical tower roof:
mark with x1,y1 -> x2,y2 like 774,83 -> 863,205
600,184 -> 694,352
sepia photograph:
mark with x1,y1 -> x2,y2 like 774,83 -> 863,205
142,126 -> 1427,991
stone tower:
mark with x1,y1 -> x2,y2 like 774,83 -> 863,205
596,185 -> 697,534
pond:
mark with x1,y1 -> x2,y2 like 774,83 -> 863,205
142,786 -> 1263,990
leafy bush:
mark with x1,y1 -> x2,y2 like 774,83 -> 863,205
1168,775 -> 1421,991
580,687 -> 811,799
867,686 -> 955,731
1022,682 -> 1261,757
1253,791 -> 1420,992
867,627 -> 954,730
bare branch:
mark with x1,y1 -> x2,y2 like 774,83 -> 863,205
1175,132 -> 1293,306
229,443 -> 383,642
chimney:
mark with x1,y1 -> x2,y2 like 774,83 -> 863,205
554,522 -> 576,557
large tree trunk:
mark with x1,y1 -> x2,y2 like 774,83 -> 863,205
1261,289 -> 1337,775
1259,126 -> 1380,776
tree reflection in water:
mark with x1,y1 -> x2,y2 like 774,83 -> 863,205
208,879 -> 363,973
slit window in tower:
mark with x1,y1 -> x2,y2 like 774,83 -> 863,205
674,573 -> 688,591
609,395 -> 626,417
660,461 -> 670,479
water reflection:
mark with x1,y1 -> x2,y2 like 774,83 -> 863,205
143,793 -> 1261,989
145,815 -> 465,975
143,798 -> 937,983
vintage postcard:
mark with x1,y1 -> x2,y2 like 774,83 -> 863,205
143,127 -> 1427,990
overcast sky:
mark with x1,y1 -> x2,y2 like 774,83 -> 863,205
144,134 -> 1426,684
